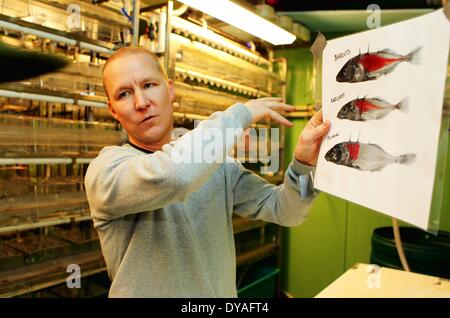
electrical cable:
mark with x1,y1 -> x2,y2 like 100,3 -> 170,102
392,218 -> 411,272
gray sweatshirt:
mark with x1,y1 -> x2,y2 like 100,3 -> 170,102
85,103 -> 317,298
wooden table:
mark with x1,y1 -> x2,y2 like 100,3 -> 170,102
316,263 -> 450,298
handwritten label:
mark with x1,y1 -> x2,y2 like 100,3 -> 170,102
334,49 -> 351,62
327,132 -> 340,141
331,93 -> 345,103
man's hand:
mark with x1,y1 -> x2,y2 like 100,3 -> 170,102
294,109 -> 330,166
245,97 -> 295,127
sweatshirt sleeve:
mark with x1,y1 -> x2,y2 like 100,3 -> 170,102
85,103 -> 252,221
231,157 -> 319,227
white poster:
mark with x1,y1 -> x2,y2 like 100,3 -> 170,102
314,9 -> 450,230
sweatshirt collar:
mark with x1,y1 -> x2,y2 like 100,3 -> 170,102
126,141 -> 154,154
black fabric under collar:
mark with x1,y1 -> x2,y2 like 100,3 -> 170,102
126,141 -> 154,154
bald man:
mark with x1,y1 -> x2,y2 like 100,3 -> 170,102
85,47 -> 330,297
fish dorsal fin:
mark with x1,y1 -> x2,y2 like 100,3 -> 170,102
378,48 -> 397,55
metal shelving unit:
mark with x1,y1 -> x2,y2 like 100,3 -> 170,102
0,0 -> 125,297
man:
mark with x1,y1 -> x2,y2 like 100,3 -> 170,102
85,47 -> 330,297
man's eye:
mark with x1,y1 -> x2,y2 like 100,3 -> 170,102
118,91 -> 130,99
144,83 -> 154,89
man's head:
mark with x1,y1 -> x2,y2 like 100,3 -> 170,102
103,47 -> 175,151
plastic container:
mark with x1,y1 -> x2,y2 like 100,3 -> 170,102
370,227 -> 450,279
0,244 -> 24,271
53,226 -> 100,255
237,267 -> 279,298
255,4 -> 276,23
5,235 -> 71,265
277,15 -> 293,31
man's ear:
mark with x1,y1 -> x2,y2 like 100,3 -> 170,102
167,79 -> 175,103
107,101 -> 120,122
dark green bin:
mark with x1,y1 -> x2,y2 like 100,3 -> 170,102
237,267 -> 279,298
370,227 -> 450,279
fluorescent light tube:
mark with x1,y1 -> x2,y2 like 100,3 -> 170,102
177,0 -> 296,45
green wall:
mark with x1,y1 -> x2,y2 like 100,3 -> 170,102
276,47 -> 450,298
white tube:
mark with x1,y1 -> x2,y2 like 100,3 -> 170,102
132,0 -> 141,46
79,42 -> 113,54
77,99 -> 107,108
0,89 -> 73,104
0,89 -> 107,108
157,7 -> 166,53
0,158 -> 72,165
75,158 -> 93,164
0,19 -> 77,45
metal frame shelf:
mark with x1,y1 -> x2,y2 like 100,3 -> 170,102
0,13 -> 115,55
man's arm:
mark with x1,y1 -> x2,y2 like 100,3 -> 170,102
85,98 -> 295,221
85,103 -> 252,221
231,158 -> 318,226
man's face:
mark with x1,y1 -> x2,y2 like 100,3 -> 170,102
104,53 -> 175,146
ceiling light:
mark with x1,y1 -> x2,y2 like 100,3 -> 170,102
177,0 -> 296,45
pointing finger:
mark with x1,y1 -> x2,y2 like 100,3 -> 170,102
269,110 -> 293,127
265,102 -> 295,111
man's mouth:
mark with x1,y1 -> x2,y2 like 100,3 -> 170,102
141,115 -> 158,123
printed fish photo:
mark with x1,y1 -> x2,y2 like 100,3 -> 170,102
324,141 -> 416,171
316,8 -> 449,230
336,46 -> 422,83
337,96 -> 408,121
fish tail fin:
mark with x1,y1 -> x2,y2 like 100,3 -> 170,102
407,46 -> 422,65
397,153 -> 416,165
397,97 -> 409,113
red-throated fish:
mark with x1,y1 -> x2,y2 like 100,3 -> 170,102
325,141 -> 415,171
336,47 -> 422,83
337,96 -> 408,121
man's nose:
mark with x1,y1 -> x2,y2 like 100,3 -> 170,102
134,89 -> 149,111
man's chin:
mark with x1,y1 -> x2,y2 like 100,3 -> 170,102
131,131 -> 169,145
